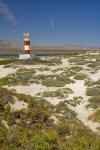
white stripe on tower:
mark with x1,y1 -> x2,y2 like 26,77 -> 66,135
24,45 -> 30,50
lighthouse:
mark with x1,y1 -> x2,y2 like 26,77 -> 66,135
19,33 -> 32,59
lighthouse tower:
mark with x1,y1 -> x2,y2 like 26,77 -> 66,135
19,33 -> 31,59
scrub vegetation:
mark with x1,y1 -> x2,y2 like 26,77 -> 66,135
86,96 -> 100,109
0,72 -> 75,87
86,86 -> 100,96
1,52 -> 100,149
74,73 -> 87,80
36,88 -> 73,99
64,96 -> 83,107
0,58 -> 18,65
16,57 -> 62,66
88,110 -> 100,123
0,87 -> 100,150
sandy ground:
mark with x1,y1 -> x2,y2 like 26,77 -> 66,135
5,84 -> 61,97
90,70 -> 100,81
9,97 -> 28,112
0,65 -> 18,78
66,80 -> 100,133
0,57 -> 100,134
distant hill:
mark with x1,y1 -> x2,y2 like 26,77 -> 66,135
0,40 -> 100,53
0,40 -> 23,51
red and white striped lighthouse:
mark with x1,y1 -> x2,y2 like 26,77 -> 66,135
24,33 -> 31,54
19,33 -> 31,59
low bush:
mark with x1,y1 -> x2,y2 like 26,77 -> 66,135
37,67 -> 50,72
69,96 -> 83,107
88,109 -> 100,122
0,58 -> 17,65
16,56 -> 62,66
96,127 -> 100,130
41,74 -> 75,87
87,96 -> 100,109
61,70 -> 76,77
86,87 -> 100,96
74,73 -> 87,80
37,88 -> 73,99
0,86 -> 100,149
0,68 -> 37,86
70,66 -> 84,72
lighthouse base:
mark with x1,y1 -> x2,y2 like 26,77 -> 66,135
19,54 -> 35,59
19,54 -> 31,59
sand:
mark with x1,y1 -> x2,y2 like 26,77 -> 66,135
0,57 -> 100,134
5,84 -> 61,97
66,80 -> 100,133
9,98 -> 28,112
90,70 -> 100,81
0,65 -> 18,78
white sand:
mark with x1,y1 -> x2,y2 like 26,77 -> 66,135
45,97 -> 64,105
66,80 -> 100,133
89,70 -> 100,81
61,58 -> 71,68
36,70 -> 63,75
51,115 -> 58,124
10,98 -> 28,112
5,84 -> 61,97
0,65 -> 18,78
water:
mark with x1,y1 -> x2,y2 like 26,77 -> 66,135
0,53 -> 64,57
0,54 -> 19,57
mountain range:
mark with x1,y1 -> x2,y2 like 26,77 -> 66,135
0,40 -> 100,52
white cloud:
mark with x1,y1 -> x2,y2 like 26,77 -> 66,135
0,0 -> 18,26
50,17 -> 56,29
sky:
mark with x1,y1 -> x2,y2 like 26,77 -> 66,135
0,0 -> 100,46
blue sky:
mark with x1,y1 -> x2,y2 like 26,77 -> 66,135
0,0 -> 100,46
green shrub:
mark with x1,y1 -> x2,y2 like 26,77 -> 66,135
0,122 -> 7,148
87,96 -> 100,109
61,70 -> 76,77
84,78 -> 94,87
85,79 -> 100,87
0,77 -> 11,86
37,88 -> 73,99
0,86 -> 100,149
74,74 -> 87,80
42,79 -> 66,87
70,66 -> 84,72
86,87 -> 100,96
0,68 -> 36,86
88,110 -> 100,122
0,58 -> 17,65
67,133 -> 100,150
16,56 -> 62,66
41,75 -> 75,87
87,61 -> 100,69
69,96 -> 83,107
32,130 -> 61,150
37,67 -> 50,72
96,126 -> 100,130
55,101 -> 69,113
